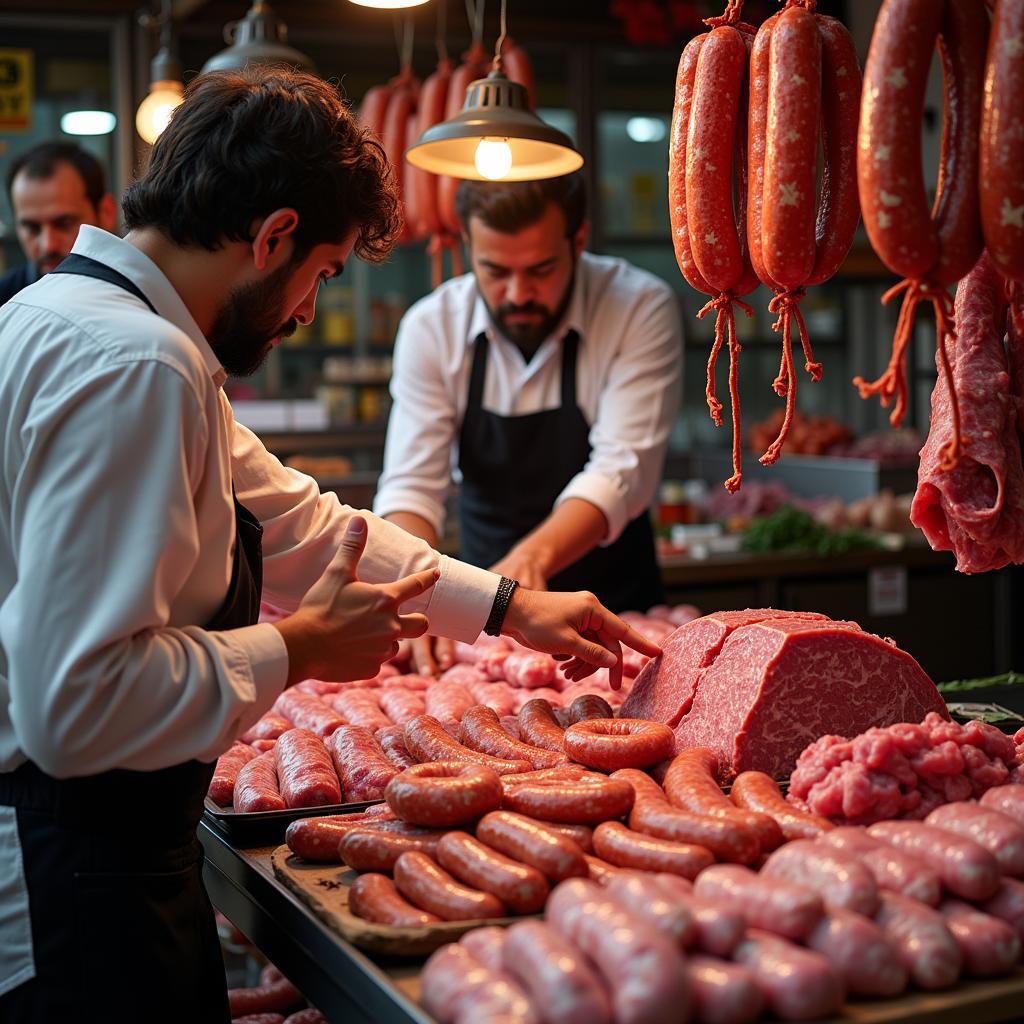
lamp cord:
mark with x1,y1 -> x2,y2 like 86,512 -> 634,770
465,0 -> 485,46
393,15 -> 414,73
494,0 -> 508,66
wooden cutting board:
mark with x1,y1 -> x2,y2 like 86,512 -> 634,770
270,845 -> 519,957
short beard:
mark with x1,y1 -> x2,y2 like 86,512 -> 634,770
487,254 -> 577,355
208,259 -> 298,377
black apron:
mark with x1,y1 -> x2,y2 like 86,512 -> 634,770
0,253 -> 263,1024
457,329 -> 663,612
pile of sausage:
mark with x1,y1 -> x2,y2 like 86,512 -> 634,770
789,710 -> 1022,825
421,780 -> 1024,1024
226,963 -> 325,1024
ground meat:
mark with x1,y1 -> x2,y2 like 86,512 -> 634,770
790,712 -> 1019,825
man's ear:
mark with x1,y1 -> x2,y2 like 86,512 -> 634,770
251,208 -> 300,271
573,219 -> 589,259
98,193 -> 118,233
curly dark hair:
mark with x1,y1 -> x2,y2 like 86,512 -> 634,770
122,68 -> 399,262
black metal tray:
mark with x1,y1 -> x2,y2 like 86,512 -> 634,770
202,797 -> 382,846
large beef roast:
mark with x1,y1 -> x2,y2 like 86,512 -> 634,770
625,609 -> 947,780
620,608 -> 829,726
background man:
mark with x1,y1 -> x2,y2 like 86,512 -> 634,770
0,140 -> 118,305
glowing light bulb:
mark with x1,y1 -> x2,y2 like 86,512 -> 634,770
474,138 -> 513,180
135,81 -> 184,145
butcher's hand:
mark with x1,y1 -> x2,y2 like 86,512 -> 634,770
489,549 -> 548,592
397,634 -> 455,677
274,516 -> 438,686
501,588 -> 661,691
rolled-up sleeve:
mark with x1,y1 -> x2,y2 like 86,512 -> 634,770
372,305 -> 459,537
557,284 -> 682,544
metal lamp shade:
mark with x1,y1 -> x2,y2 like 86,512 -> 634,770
201,1 -> 316,75
406,71 -> 582,181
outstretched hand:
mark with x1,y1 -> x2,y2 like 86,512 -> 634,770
500,587 -> 662,690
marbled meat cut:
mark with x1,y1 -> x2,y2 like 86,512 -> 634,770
673,617 -> 946,781
620,609 -> 829,726
911,250 -> 1024,573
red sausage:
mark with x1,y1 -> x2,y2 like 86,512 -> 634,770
818,826 -> 941,906
563,719 -> 675,771
328,724 -> 398,802
476,810 -> 588,882
421,943 -> 539,1024
693,864 -> 823,940
857,0 -> 943,278
410,58 -> 452,240
875,891 -> 963,990
867,820 -> 1001,901
616,769 -> 758,864
663,749 -> 782,854
241,713 -> 293,743
501,765 -> 591,787
686,25 -> 748,293
228,969 -> 303,1017
939,898 -> 1022,977
746,13 -> 781,289
273,689 -> 344,738
459,705 -> 568,769
980,783 -> 1024,826
807,15 -> 862,285
982,877 -> 1024,943
459,925 -> 506,971
208,741 -> 257,807
385,761 -> 502,827
377,689 -> 425,728
500,39 -> 536,110
592,822 -> 714,879
274,728 -> 341,809
285,807 -> 396,862
981,0 -> 1024,281
331,689 -> 391,732
393,850 -> 506,921
761,838 -> 879,915
359,82 -> 391,138
566,693 -> 614,725
502,776 -> 634,824
404,714 -> 531,775
584,854 -> 627,883
926,800 -> 1024,876
762,5 -> 821,288
807,907 -> 907,997
436,830 -> 550,914
732,930 -> 843,1021
687,955 -> 764,1024
729,771 -> 832,841
423,682 -> 475,731
603,871 -> 697,948
518,698 -> 567,752
338,825 -> 444,872
233,750 -> 285,813
348,872 -> 441,927
526,817 -> 595,853
670,33 -> 714,294
502,919 -> 612,1024
546,877 -> 689,1024
374,724 -> 418,770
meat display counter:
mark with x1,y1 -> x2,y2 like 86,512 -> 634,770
199,821 -> 429,1024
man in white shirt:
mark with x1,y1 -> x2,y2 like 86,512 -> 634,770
0,69 -> 657,1023
375,172 -> 682,674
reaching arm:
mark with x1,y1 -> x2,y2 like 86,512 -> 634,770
489,498 -> 608,591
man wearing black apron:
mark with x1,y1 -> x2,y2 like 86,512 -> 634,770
0,257 -> 258,1021
377,172 -> 682,673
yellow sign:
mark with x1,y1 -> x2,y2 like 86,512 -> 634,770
0,50 -> 33,133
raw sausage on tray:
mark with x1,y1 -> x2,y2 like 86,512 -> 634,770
385,761 -> 502,827
518,698 -> 567,751
349,872 -> 442,927
421,943 -> 539,1024
459,705 -> 568,769
938,898 -> 1022,977
339,825 -> 444,872
874,891 -> 963,990
329,724 -> 398,802
233,749 -> 285,813
476,810 -> 588,882
806,907 -> 907,997
730,770 -> 832,841
275,728 -> 342,808
593,821 -> 714,879
285,806 -> 396,862
437,831 -> 550,914
209,741 -> 257,806
404,714 -> 531,774
393,850 -> 506,921
761,838 -> 879,915
502,775 -> 635,824
563,719 -> 674,770
926,800 -> 1024,876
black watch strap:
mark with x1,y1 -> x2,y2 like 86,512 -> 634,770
484,576 -> 519,636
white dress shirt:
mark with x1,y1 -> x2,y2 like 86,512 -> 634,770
374,252 -> 683,545
0,227 -> 503,994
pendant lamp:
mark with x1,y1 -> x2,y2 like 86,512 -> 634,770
348,1 -> 430,8
201,1 -> 316,75
406,0 -> 582,181
135,0 -> 184,145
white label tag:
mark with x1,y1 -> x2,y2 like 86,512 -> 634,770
869,566 -> 907,616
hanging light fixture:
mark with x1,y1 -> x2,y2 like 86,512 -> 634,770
406,0 -> 582,181
136,0 -> 184,145
201,1 -> 316,75
348,1 -> 430,8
